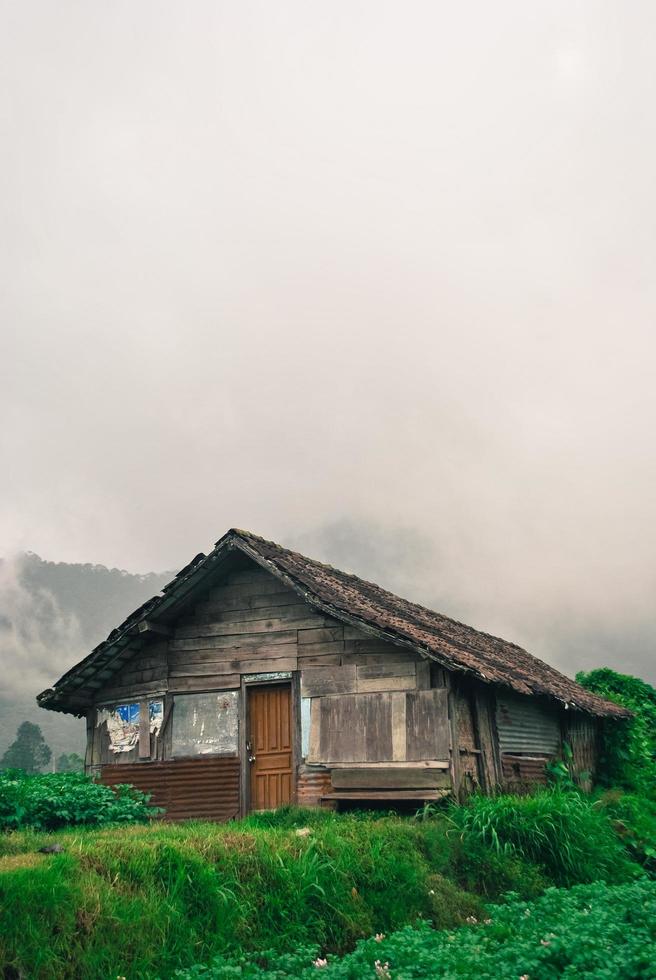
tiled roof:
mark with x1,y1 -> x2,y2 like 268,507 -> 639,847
37,528 -> 629,719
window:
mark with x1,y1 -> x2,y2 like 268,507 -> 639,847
97,699 -> 163,756
171,691 -> 239,757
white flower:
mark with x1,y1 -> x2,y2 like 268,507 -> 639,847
314,957 -> 328,968
374,961 -> 392,979
465,916 -> 478,924
374,933 -> 385,942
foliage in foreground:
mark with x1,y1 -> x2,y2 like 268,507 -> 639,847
576,668 -> 656,795
0,790 -> 653,978
450,787 -> 638,886
0,769 -> 159,831
174,879 -> 656,979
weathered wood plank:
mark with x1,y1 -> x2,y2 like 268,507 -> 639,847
308,700 -> 321,762
363,693 -> 393,762
175,656 -> 297,677
301,665 -> 357,697
298,627 -> 344,645
342,652 -> 413,666
318,695 -> 366,762
96,679 -> 168,703
175,616 -> 326,640
321,790 -> 448,801
416,661 -> 430,690
391,692 -> 406,761
167,674 -> 241,692
298,654 -> 342,667
357,663 -> 417,680
209,579 -> 292,600
199,590 -> 302,613
356,675 -> 416,693
330,768 -> 451,790
343,638 -> 416,656
296,640 -> 344,658
195,603 -> 324,625
406,689 -> 450,761
171,630 -> 297,651
329,761 -> 450,769
168,643 -> 298,666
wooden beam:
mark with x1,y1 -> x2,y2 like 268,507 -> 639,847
137,621 -> 172,637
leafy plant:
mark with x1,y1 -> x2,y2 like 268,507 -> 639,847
450,788 -> 637,886
576,667 -> 656,795
0,769 -> 160,831
172,879 -> 656,978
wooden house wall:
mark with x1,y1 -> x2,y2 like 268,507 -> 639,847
88,561 -> 457,813
87,559 -> 599,811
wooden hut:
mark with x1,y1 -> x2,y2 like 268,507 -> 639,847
38,529 -> 628,819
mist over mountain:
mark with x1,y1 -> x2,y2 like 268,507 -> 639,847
0,553 -> 172,759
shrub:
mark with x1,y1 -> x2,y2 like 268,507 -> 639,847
576,667 -> 656,795
451,788 -> 637,886
597,790 -> 656,875
172,879 -> 656,978
0,769 -> 159,831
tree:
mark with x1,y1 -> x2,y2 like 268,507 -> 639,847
56,752 -> 84,772
0,721 -> 52,773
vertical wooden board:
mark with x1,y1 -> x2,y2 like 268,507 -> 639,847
473,688 -> 501,789
308,699 -> 321,763
318,696 -> 367,763
406,689 -> 449,761
416,661 -> 430,690
363,693 -> 393,762
391,692 -> 407,761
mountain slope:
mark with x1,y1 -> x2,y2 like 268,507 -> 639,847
0,554 -> 172,760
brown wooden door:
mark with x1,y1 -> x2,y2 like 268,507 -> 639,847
248,684 -> 293,810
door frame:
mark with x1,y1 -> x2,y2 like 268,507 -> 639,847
239,673 -> 299,816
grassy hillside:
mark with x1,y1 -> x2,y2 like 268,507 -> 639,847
0,791 -> 653,980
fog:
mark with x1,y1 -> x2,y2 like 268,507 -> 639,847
1,2 -> 655,687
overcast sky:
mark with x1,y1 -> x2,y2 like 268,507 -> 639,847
1,2 -> 655,680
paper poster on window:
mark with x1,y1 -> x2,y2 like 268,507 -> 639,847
98,699 -> 164,753
171,691 -> 239,757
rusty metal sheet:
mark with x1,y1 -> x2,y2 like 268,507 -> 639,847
100,756 -> 240,821
496,694 -> 561,756
501,754 -> 549,787
296,766 -> 331,807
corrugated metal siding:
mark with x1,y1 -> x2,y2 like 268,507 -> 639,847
496,695 -> 561,755
296,766 -> 331,807
100,756 -> 240,821
501,755 -> 549,787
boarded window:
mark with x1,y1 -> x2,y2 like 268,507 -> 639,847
171,691 -> 239,757
97,699 -> 163,755
311,689 -> 449,764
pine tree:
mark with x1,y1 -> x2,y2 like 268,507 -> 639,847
0,721 -> 52,773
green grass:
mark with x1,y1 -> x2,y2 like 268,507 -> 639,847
173,879 -> 656,979
0,810 -> 481,979
0,792 -> 652,979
